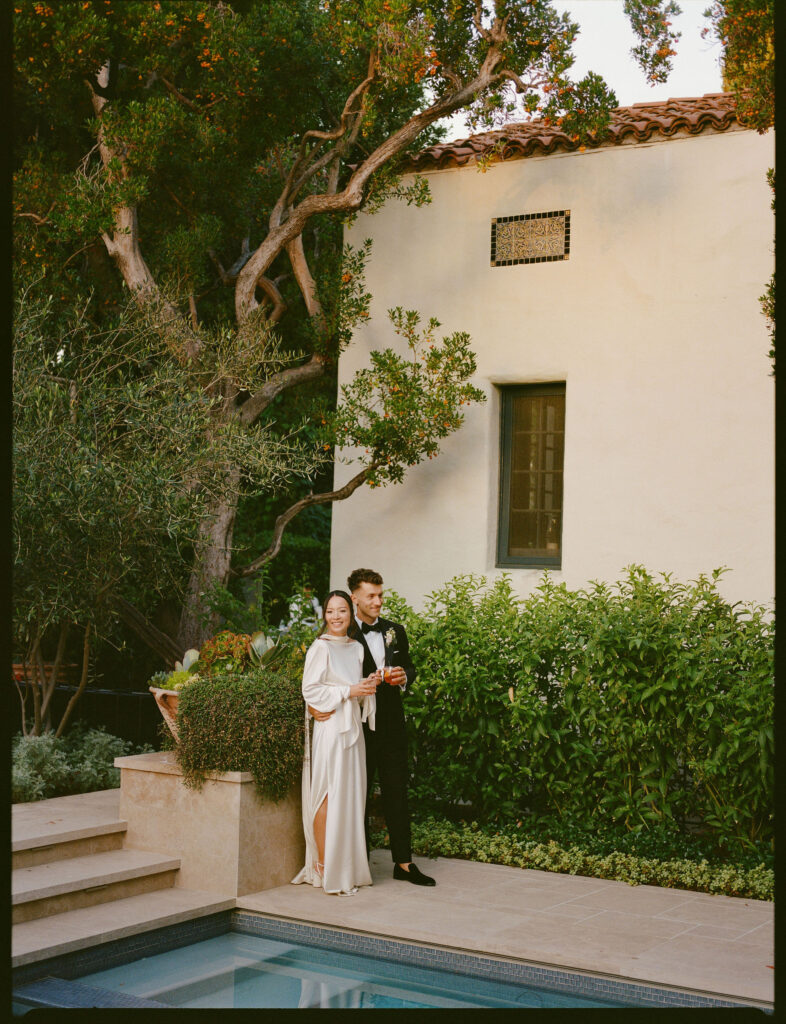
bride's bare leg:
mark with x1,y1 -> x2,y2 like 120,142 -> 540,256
313,795 -> 327,874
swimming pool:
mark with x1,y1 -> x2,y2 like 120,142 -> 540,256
12,911 -> 757,1011
71,931 -> 626,1008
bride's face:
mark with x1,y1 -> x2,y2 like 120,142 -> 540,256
324,596 -> 351,636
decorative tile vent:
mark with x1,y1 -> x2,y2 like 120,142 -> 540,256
490,211 -> 570,266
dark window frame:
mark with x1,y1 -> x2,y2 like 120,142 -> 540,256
497,383 -> 566,569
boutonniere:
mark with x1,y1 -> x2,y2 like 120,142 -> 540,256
384,627 -> 396,647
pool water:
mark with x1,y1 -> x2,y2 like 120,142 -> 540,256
76,932 -> 627,1009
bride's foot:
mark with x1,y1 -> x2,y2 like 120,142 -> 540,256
313,861 -> 324,881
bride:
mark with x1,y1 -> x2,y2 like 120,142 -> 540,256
291,589 -> 378,896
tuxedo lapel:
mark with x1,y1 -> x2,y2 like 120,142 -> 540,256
354,623 -> 377,675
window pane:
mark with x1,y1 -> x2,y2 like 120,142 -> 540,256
509,510 -> 539,554
510,469 -> 537,509
502,387 -> 565,562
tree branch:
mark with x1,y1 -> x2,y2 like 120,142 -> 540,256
282,51 -> 378,210
500,68 -> 531,94
110,595 -> 183,667
472,0 -> 491,41
234,463 -> 379,576
15,204 -> 55,225
159,74 -> 201,111
63,241 -> 98,268
86,64 -> 203,362
159,74 -> 226,112
255,276 -> 287,322
235,41 -> 506,322
33,633 -> 47,734
14,675 -> 29,737
286,232 -> 324,325
208,237 -> 253,285
39,621 -> 69,722
236,230 -> 325,425
238,353 -> 328,427
55,626 -> 90,738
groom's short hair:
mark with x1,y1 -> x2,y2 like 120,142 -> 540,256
347,568 -> 383,592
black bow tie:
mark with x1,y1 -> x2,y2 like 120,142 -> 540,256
361,621 -> 382,634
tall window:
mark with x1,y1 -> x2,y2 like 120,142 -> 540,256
497,384 -> 565,567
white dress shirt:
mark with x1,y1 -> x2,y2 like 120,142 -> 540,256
355,615 -> 385,669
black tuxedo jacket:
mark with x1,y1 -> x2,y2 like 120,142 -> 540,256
352,616 -> 415,747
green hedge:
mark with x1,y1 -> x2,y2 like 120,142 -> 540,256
369,818 -> 773,902
12,724 -> 153,802
175,664 -> 304,801
384,568 -> 773,848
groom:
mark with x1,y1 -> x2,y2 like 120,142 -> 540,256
308,567 -> 435,886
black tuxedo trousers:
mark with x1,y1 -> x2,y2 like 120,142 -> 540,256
356,619 -> 414,865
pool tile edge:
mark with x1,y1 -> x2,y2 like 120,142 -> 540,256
230,910 -> 773,1012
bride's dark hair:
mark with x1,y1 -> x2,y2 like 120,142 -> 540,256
319,589 -> 356,637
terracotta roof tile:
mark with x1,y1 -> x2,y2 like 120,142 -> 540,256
409,93 -> 740,171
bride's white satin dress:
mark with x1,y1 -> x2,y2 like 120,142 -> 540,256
291,634 -> 375,896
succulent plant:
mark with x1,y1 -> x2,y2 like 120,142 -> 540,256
150,631 -> 286,694
149,649 -> 202,690
169,670 -> 200,692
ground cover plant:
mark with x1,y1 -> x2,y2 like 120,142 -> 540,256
12,723 -> 153,803
369,817 -> 772,902
384,568 -> 774,854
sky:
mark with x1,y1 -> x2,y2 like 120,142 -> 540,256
446,0 -> 724,137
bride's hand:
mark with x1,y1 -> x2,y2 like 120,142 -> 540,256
349,675 -> 378,698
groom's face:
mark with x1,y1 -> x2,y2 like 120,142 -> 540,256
352,581 -> 383,624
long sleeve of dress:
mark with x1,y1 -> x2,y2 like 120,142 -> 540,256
301,640 -> 350,712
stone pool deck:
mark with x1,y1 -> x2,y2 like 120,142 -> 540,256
12,790 -> 774,1009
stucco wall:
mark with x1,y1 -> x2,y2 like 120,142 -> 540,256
330,127 -> 774,609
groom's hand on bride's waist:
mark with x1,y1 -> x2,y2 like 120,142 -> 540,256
308,704 -> 334,721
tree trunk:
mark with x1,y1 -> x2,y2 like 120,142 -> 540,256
176,469 -> 241,651
55,626 -> 91,739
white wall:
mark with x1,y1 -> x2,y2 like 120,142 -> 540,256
330,127 -> 774,609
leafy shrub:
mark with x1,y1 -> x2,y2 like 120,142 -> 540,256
12,724 -> 153,803
385,568 -> 773,849
12,734 -> 71,802
369,817 -> 773,902
175,663 -> 304,801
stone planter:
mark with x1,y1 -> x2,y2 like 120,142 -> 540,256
149,687 -> 180,740
114,751 -> 305,898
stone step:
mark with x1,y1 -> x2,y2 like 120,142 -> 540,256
13,789 -> 126,869
12,849 -> 181,924
12,888 -> 236,968
13,828 -> 126,870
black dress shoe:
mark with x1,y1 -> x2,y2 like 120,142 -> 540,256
393,863 -> 436,886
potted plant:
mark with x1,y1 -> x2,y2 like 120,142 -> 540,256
123,627 -> 307,896
148,629 -> 280,739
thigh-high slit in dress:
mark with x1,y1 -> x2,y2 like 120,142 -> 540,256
291,634 -> 375,896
